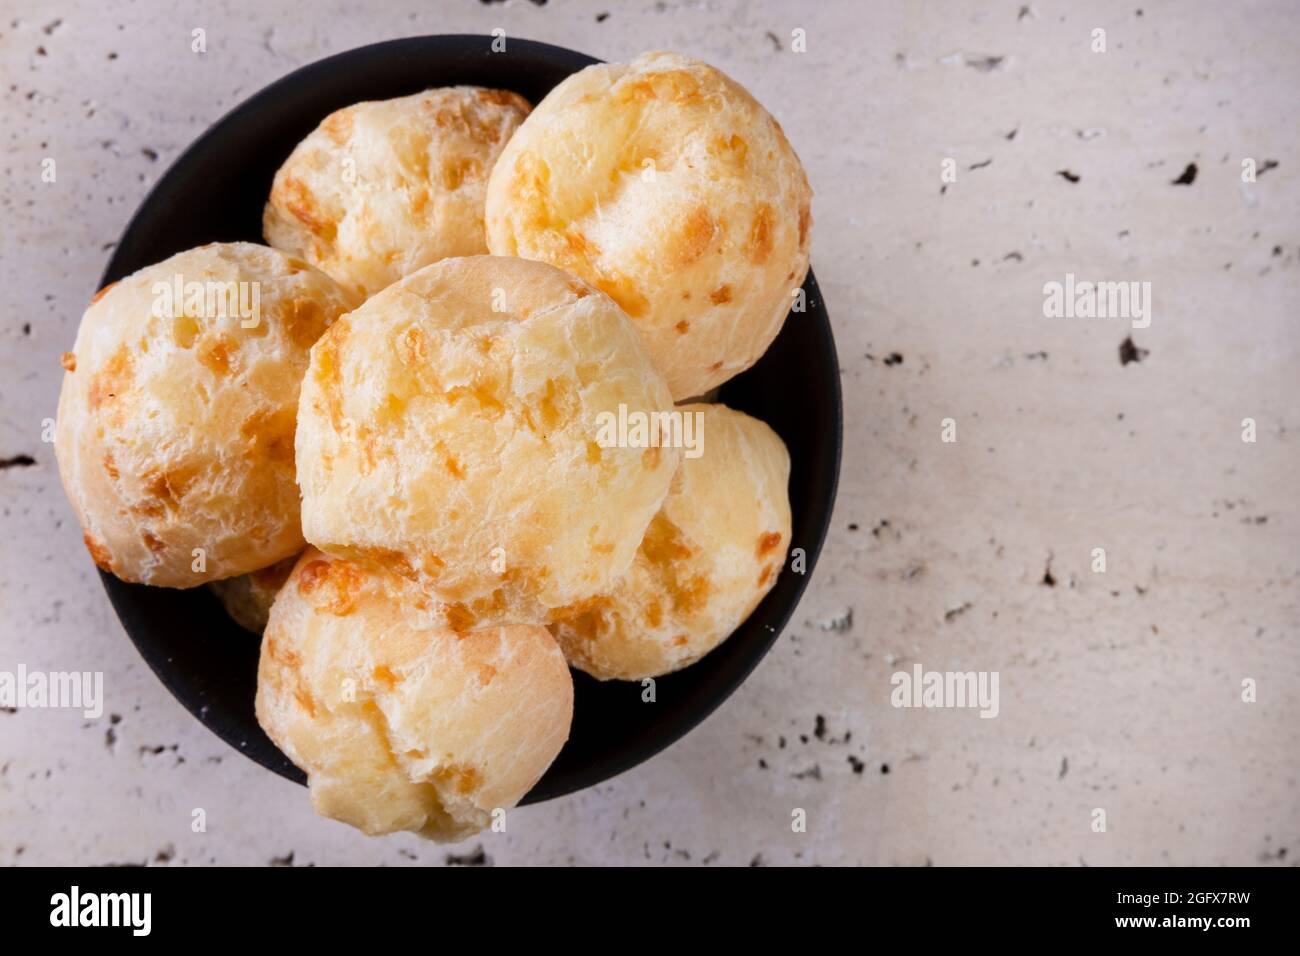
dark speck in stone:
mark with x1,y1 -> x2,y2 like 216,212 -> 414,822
965,55 -> 1004,72
1119,336 -> 1149,366
1041,558 -> 1056,587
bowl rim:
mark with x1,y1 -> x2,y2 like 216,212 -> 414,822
95,33 -> 843,804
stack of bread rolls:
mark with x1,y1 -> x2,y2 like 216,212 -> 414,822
55,52 -> 810,842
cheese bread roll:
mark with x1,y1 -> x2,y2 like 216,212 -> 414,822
295,255 -> 680,627
208,552 -> 300,634
55,242 -> 357,587
485,52 -> 812,399
265,87 -> 530,300
256,549 -> 573,841
552,404 -> 791,679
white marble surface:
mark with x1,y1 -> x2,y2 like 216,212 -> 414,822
1,0 -> 1297,866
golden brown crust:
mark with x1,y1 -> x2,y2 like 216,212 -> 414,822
255,548 -> 573,841
295,255 -> 681,626
264,87 -> 531,300
551,404 -> 791,679
485,52 -> 812,399
54,242 -> 358,587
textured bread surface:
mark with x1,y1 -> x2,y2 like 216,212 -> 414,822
485,52 -> 812,399
265,87 -> 531,300
54,242 -> 358,587
296,254 -> 680,627
552,403 -> 791,680
208,552 -> 301,633
256,548 -> 573,840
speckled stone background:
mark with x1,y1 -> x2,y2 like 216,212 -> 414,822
2,0 -> 1297,866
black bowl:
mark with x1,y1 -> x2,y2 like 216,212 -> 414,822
98,35 -> 841,803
